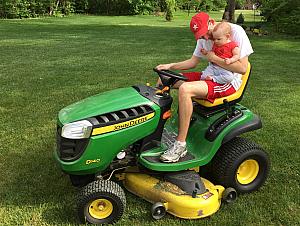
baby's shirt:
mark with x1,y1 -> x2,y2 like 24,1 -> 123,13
212,41 -> 239,59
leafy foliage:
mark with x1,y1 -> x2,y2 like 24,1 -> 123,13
165,0 -> 175,21
0,0 -> 230,18
0,0 -> 76,18
260,0 -> 300,35
1,0 -> 298,32
177,0 -> 227,11
129,0 -> 156,15
0,0 -> 165,17
74,0 -> 88,13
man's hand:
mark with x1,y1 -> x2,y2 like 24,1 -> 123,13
156,63 -> 173,71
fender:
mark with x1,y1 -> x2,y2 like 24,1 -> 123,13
222,114 -> 262,144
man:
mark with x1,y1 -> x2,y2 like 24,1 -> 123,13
157,12 -> 253,163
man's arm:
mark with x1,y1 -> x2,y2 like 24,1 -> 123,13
206,52 -> 249,74
156,55 -> 200,71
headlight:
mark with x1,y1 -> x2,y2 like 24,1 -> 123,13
61,120 -> 93,139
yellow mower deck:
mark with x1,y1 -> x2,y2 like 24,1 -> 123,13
123,173 -> 225,219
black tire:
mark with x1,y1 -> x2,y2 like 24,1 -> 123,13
77,180 -> 126,224
151,202 -> 166,220
210,137 -> 270,194
199,163 -> 214,181
222,187 -> 237,203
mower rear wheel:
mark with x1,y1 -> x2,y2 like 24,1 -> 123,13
77,180 -> 126,224
211,137 -> 270,194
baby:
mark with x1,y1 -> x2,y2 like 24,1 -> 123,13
201,22 -> 240,84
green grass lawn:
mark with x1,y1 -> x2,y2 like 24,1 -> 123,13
0,11 -> 299,225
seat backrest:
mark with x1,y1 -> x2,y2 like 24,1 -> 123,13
193,63 -> 251,108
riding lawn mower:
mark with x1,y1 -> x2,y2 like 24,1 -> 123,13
54,63 -> 270,224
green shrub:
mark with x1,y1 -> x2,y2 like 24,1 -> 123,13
0,0 -> 76,18
129,0 -> 154,15
165,0 -> 175,21
236,12 -> 245,24
74,0 -> 88,13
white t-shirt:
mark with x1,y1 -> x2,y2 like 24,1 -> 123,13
193,23 -> 253,90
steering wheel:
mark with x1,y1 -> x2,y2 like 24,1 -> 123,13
153,68 -> 188,81
153,68 -> 188,88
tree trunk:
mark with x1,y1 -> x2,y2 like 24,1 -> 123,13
107,0 -> 109,15
222,0 -> 236,23
55,0 -> 60,12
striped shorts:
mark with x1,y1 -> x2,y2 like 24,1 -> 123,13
182,71 -> 236,103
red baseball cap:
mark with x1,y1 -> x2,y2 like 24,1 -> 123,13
190,12 -> 210,40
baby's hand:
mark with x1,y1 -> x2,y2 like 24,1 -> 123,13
205,75 -> 213,81
224,58 -> 232,65
201,48 -> 208,55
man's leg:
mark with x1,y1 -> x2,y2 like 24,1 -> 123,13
160,80 -> 208,162
177,81 -> 208,142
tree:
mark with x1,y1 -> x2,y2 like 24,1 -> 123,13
260,0 -> 300,35
222,0 -> 236,22
222,0 -> 246,23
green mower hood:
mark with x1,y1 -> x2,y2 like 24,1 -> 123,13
58,87 -> 154,125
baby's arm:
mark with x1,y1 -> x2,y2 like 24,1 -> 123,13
225,47 -> 240,65
205,75 -> 213,81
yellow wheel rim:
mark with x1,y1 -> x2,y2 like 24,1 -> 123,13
237,159 -> 259,185
88,199 -> 113,219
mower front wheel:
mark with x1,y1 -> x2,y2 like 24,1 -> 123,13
211,137 -> 270,194
77,180 -> 126,224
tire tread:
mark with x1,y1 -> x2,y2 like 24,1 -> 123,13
77,180 -> 126,224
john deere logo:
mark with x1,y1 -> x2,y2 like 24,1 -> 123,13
92,112 -> 155,136
114,116 -> 148,130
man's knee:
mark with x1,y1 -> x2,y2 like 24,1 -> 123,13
180,81 -> 208,98
179,82 -> 192,96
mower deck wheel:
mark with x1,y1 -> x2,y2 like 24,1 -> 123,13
222,187 -> 237,203
77,180 -> 126,224
151,202 -> 166,220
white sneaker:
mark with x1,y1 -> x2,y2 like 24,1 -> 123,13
160,141 -> 187,163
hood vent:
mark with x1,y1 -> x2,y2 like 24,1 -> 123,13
95,105 -> 154,125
